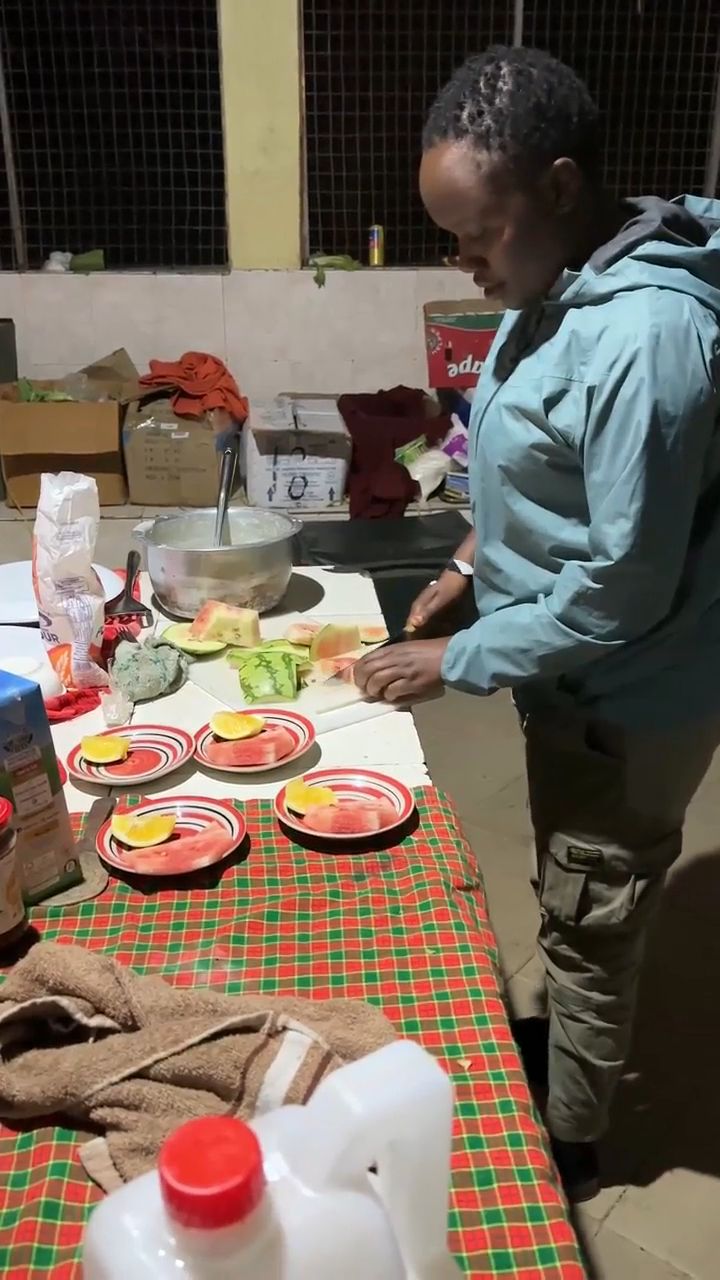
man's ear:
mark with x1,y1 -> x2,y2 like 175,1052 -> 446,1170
542,157 -> 584,216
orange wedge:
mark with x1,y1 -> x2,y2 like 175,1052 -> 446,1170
209,712 -> 265,741
81,735 -> 130,765
111,813 -> 177,848
285,779 -> 338,815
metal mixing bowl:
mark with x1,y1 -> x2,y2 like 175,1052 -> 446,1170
139,507 -> 301,618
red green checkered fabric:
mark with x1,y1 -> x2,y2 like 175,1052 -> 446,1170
0,787 -> 585,1278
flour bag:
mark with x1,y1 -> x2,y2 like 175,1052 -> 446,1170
32,473 -> 109,689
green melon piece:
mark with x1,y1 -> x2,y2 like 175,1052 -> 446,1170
161,623 -> 226,656
262,640 -> 310,660
238,651 -> 299,703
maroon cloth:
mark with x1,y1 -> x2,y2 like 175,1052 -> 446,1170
338,387 -> 450,518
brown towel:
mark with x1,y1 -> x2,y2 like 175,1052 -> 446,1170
0,942 -> 394,1191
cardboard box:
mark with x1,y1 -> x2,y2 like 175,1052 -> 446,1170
243,394 -> 350,509
123,395 -> 239,506
0,348 -> 141,507
424,299 -> 504,389
0,400 -> 127,506
0,670 -> 81,905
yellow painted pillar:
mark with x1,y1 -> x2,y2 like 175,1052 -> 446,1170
219,0 -> 302,268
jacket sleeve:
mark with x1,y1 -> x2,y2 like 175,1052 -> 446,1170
441,316 -> 718,694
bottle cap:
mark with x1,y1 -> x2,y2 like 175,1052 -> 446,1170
159,1115 -> 265,1231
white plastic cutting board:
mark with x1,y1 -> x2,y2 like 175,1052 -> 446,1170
185,612 -> 390,732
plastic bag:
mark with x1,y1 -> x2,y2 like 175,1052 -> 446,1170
407,448 -> 451,500
32,472 -> 109,690
440,415 -> 469,469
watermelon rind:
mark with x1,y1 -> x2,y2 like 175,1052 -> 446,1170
227,640 -> 308,669
238,651 -> 299,703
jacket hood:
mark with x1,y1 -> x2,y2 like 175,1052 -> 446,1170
555,194 -> 720,317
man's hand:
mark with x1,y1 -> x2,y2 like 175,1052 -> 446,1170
354,637 -> 449,703
407,570 -> 470,634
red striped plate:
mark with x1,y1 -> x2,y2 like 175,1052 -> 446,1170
194,709 -> 316,775
275,767 -> 415,841
67,724 -> 194,786
96,795 -> 246,876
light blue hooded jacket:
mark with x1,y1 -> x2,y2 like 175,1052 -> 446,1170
441,196 -> 720,728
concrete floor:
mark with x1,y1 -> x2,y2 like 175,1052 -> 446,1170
4,504 -> 720,1279
416,686 -> 720,1280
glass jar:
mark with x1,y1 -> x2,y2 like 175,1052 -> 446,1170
0,798 -> 28,950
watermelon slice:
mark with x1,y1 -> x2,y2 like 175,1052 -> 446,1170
360,625 -> 389,645
309,623 -> 361,662
238,652 -> 298,703
118,823 -> 232,875
302,798 -> 397,835
204,725 -> 295,767
189,602 -> 261,647
285,620 -> 322,646
306,653 -> 361,685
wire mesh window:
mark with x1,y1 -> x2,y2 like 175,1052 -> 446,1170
303,1 -> 513,267
525,0 -> 719,198
0,0 -> 227,271
302,0 -> 720,267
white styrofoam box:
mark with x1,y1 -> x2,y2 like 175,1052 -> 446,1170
244,395 -> 350,510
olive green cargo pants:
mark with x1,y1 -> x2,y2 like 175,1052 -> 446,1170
522,708 -> 720,1143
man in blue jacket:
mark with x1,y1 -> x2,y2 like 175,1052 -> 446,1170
355,45 -> 720,1201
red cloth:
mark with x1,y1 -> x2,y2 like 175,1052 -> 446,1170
45,690 -> 101,723
139,352 -> 248,421
100,564 -> 146,667
338,386 -> 450,518
101,617 -> 141,669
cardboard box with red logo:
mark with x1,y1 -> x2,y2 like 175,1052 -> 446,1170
424,299 -> 504,389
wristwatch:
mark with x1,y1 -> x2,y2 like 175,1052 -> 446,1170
444,557 -> 474,577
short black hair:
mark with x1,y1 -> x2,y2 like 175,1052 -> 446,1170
423,46 -> 601,177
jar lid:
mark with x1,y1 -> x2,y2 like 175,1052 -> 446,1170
159,1115 -> 265,1231
0,799 -> 14,830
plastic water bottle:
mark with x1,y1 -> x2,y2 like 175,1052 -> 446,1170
83,1040 -> 462,1279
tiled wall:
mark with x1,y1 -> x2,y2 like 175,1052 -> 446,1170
2,269 -> 476,396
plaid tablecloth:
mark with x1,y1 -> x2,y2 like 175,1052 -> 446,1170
0,788 -> 585,1279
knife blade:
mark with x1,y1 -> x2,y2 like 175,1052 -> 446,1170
82,794 -> 117,842
376,626 -> 414,649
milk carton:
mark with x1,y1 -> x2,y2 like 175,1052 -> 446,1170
0,671 -> 80,903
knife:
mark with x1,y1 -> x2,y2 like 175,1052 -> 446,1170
45,795 -> 115,907
376,625 -> 414,649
